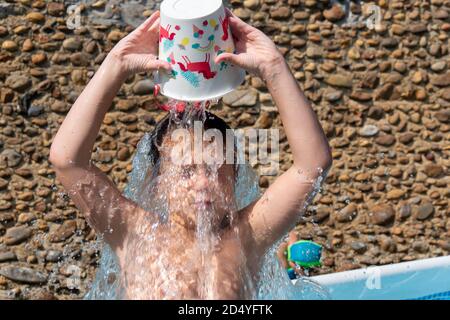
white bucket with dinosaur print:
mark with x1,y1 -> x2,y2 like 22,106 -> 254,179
154,0 -> 245,101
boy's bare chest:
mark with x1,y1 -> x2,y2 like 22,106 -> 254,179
118,222 -> 254,299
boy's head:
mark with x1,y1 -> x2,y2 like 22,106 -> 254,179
147,110 -> 237,231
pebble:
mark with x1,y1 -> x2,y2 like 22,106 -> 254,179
370,205 -> 395,226
438,240 -> 450,251
107,30 -> 125,42
132,79 -> 154,95
0,177 -> 8,189
431,61 -> 447,72
229,8 -> 249,20
375,83 -> 395,100
71,69 -> 85,84
223,89 -> 258,107
1,40 -> 18,51
4,226 -> 32,245
398,132 -> 415,144
70,52 -> 90,66
367,106 -> 384,120
381,38 -> 399,49
435,110 -> 449,123
0,289 -> 16,300
0,26 -> 8,36
409,23 -> 427,34
62,38 -> 82,51
358,125 -> 379,137
350,242 -> 367,254
0,251 -> 16,262
323,4 -> 345,22
350,91 -> 372,101
270,7 -> 291,20
312,207 -> 330,223
117,147 -> 130,161
431,72 -> 450,87
50,100 -> 70,113
379,236 -> 396,253
424,164 -> 444,178
399,204 -> 412,220
386,189 -> 406,200
5,75 -> 31,92
22,38 -> 34,51
45,250 -> 62,262
375,134 -> 396,146
47,2 -> 65,16
323,89 -> 343,102
442,88 -> 450,101
18,212 -> 36,224
31,52 -> 47,65
0,266 -> 48,284
48,220 -> 77,242
415,202 -> 434,221
27,105 -> 44,117
306,46 -> 323,59
243,0 -> 259,10
412,241 -> 428,253
324,74 -> 353,88
26,12 -> 45,23
0,149 -> 23,167
336,204 -> 357,223
116,99 -> 136,112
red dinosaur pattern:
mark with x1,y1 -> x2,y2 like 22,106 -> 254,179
177,54 -> 217,80
219,15 -> 229,41
159,24 -> 176,42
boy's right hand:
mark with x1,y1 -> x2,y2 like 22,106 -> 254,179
214,8 -> 285,81
108,11 -> 171,77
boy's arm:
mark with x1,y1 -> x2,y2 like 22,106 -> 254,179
49,54 -> 137,248
241,61 -> 332,253
216,11 -> 332,254
49,12 -> 170,248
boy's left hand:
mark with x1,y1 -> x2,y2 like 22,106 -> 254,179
214,8 -> 284,81
108,11 -> 171,77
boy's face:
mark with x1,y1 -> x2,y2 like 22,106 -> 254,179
157,130 -> 236,231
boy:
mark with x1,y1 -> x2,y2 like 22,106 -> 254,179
50,10 -> 332,299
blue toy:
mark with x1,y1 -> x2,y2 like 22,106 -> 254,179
287,240 -> 322,269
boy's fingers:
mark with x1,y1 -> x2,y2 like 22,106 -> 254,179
228,17 -> 245,39
226,8 -> 253,35
225,7 -> 233,17
138,11 -> 160,32
151,59 -> 172,72
148,17 -> 161,34
215,52 -> 240,67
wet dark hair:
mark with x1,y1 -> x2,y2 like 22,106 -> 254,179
148,111 -> 236,171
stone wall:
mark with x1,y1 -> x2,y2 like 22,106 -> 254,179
0,0 -> 449,299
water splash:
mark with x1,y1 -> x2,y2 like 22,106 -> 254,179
84,101 -> 330,300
